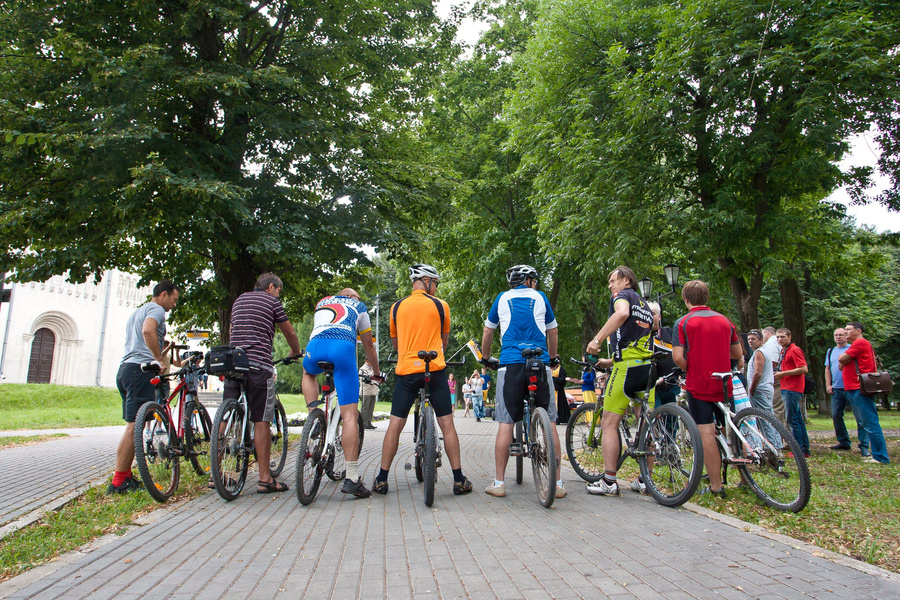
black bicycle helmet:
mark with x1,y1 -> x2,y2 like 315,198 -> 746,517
506,264 -> 539,288
409,263 -> 440,282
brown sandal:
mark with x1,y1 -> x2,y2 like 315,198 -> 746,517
257,479 -> 289,493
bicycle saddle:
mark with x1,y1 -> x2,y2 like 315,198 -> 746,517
317,361 -> 336,372
417,351 -> 439,361
710,372 -> 732,380
651,351 -> 670,361
521,348 -> 543,358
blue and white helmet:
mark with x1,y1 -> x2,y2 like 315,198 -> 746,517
409,263 -> 440,282
506,264 -> 538,288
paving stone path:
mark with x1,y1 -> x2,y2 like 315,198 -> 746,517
1,415 -> 898,599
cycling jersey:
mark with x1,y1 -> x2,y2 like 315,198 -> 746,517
484,285 -> 558,364
390,289 -> 450,375
310,295 -> 371,343
608,288 -> 653,361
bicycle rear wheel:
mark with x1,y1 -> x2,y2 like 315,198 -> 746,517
184,398 -> 212,478
733,407 -> 811,512
530,407 -> 557,508
514,420 -> 524,485
210,398 -> 250,501
638,403 -> 703,507
134,402 -> 180,502
296,408 -> 326,505
269,398 -> 289,478
413,409 -> 424,482
423,406 -> 438,507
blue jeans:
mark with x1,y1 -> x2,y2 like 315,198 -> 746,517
781,390 -> 810,455
831,388 -> 869,452
847,389 -> 890,463
749,388 -> 782,448
473,393 -> 485,419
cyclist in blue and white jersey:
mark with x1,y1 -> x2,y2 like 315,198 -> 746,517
302,288 -> 381,498
480,265 -> 565,499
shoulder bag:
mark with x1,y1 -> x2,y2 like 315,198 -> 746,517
854,355 -> 894,396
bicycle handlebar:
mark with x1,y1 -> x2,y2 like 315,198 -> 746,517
274,351 -> 305,366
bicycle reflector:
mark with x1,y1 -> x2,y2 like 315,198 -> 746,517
150,376 -> 161,385
528,384 -> 537,391
322,385 -> 331,392
219,375 -> 225,382
529,376 -> 538,383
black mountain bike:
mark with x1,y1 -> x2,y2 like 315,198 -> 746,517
483,349 -> 558,508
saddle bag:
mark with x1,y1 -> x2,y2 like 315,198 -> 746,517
205,345 -> 250,376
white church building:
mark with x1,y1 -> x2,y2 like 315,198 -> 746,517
0,271 -> 185,387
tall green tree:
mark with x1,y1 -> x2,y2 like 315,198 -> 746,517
510,0 -> 900,330
0,0 -> 453,338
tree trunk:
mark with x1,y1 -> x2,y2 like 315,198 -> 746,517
581,303 -> 601,356
725,269 -> 763,331
215,253 -> 258,344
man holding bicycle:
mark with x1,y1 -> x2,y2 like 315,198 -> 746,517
226,273 -> 302,493
109,280 -> 179,494
481,264 -> 565,498
584,266 -> 655,496
672,280 -> 743,498
302,288 -> 382,497
373,264 -> 473,496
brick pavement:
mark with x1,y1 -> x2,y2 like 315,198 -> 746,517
0,426 -> 123,528
1,415 -> 898,599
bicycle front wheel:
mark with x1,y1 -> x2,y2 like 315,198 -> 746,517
183,398 -> 212,478
269,398 -> 289,478
423,406 -> 438,507
638,403 -> 703,507
733,407 -> 811,512
514,420 -> 524,485
296,408 -> 326,505
134,402 -> 180,502
566,403 -> 624,482
210,398 -> 250,501
530,406 -> 557,508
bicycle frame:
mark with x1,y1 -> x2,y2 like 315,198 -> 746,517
713,376 -> 779,464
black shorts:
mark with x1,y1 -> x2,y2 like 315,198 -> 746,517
392,369 -> 453,419
685,390 -> 725,426
117,362 -> 157,423
224,369 -> 276,423
495,363 -> 555,424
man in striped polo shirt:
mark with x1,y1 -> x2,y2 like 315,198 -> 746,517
226,273 -> 302,493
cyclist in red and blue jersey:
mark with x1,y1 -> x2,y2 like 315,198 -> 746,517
303,288 -> 381,498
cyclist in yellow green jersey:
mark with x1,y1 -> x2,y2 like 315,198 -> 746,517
584,265 -> 654,496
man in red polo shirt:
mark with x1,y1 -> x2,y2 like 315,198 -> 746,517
672,280 -> 742,498
838,321 -> 890,464
773,328 -> 810,457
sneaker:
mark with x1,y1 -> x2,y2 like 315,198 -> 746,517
863,456 -> 885,464
829,444 -> 851,450
485,483 -> 506,497
699,486 -> 727,499
586,479 -> 619,496
106,476 -> 139,495
372,478 -> 389,495
629,478 -> 647,495
555,483 -> 567,498
341,478 -> 372,498
453,478 -> 473,495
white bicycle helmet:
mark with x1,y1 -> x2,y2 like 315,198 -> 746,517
409,263 -> 440,282
507,264 -> 539,287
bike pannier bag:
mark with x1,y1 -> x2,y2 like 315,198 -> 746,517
205,345 -> 250,375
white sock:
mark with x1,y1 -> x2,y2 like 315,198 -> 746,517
494,479 -> 505,487
345,461 -> 359,482
557,479 -> 564,487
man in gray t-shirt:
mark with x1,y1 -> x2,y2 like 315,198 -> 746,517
109,280 -> 179,494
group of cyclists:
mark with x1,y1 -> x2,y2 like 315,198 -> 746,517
112,261 -> 743,504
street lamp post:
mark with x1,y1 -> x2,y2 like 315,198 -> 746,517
637,263 -> 682,305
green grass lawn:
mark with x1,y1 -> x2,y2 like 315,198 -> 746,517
0,433 -> 68,449
0,385 -> 123,430
806,411 -> 900,431
278,393 -> 393,416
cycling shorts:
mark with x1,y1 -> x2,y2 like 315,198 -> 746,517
303,337 -> 360,406
603,358 -> 654,415
494,364 -> 557,425
391,368 -> 453,418
685,390 -> 725,426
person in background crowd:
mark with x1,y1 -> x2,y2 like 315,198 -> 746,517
746,329 -> 782,447
838,322 -> 890,464
449,373 -> 457,412
773,328 -> 810,458
824,328 -> 864,452
471,370 -> 485,421
359,362 -> 379,430
762,326 -> 787,427
553,361 -> 570,425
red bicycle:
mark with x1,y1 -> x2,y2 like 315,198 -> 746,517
133,350 -> 213,502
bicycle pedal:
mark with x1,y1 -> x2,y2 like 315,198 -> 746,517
404,462 -> 412,471
508,443 -> 524,456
